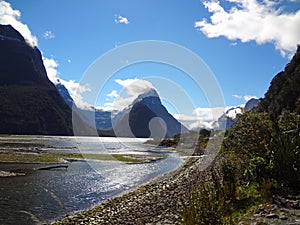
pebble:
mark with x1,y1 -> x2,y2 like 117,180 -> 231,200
266,213 -> 279,218
52,157 -> 300,225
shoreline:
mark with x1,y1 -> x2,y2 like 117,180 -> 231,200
52,156 -> 205,225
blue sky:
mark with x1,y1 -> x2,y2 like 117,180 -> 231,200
1,0 -> 300,129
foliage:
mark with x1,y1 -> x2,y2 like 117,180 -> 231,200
181,110 -> 300,224
257,46 -> 300,117
181,183 -> 228,225
156,129 -> 211,149
224,110 -> 300,190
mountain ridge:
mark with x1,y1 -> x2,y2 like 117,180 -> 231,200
56,84 -> 188,138
257,46 -> 300,117
0,25 -> 74,135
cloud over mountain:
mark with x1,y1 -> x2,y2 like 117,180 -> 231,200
233,94 -> 258,101
102,78 -> 158,111
0,1 -> 91,109
0,1 -> 37,47
43,57 -> 91,109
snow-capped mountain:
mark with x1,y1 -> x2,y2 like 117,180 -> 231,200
113,89 -> 188,138
215,98 -> 260,130
56,86 -> 188,137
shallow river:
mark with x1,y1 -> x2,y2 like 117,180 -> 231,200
0,136 -> 184,225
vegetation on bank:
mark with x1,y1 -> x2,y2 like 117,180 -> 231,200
0,152 -> 166,164
180,110 -> 300,224
145,128 -> 211,153
179,46 -> 300,224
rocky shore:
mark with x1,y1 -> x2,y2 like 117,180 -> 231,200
52,155 -> 300,225
52,157 -> 205,225
238,195 -> 300,225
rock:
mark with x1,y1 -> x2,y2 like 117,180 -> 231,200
279,214 -> 288,220
266,213 -> 279,219
291,201 -> 300,209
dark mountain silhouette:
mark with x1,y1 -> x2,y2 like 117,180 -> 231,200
113,89 -> 189,138
0,25 -> 75,135
257,46 -> 300,117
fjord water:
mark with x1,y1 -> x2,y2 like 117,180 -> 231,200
0,136 -> 183,225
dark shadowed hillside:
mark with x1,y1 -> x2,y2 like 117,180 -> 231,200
257,46 -> 300,117
114,91 -> 188,138
0,25 -> 74,135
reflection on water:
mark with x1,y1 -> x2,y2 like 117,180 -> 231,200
0,136 -> 183,225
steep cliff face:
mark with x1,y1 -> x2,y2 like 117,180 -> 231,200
0,25 -> 73,135
113,90 -> 189,138
257,46 -> 300,117
55,82 -> 74,109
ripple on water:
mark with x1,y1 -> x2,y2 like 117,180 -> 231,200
0,136 -> 183,225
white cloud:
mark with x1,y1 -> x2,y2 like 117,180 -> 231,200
115,15 -> 130,24
226,107 -> 243,119
106,90 -> 119,100
43,57 -> 60,83
58,79 -> 91,109
175,105 -> 246,130
103,78 -> 158,111
42,56 -> 91,109
67,59 -> 71,63
232,94 -> 242,99
115,78 -> 156,96
43,30 -> 55,39
233,94 -> 258,101
0,1 -> 37,47
174,107 -> 226,130
0,1 -> 90,109
195,0 -> 300,57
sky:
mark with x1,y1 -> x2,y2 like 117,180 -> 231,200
0,0 -> 300,129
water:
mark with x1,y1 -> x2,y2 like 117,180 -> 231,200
0,136 -> 183,225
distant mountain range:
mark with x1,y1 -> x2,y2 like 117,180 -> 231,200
1,24 -> 298,136
0,24 -> 187,137
57,82 -> 188,138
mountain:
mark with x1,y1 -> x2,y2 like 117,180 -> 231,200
76,108 -> 114,131
55,83 -> 115,131
55,82 -> 187,138
257,46 -> 300,117
215,106 -> 242,130
245,98 -> 259,111
215,98 -> 259,130
0,25 -> 74,135
113,89 -> 189,138
55,82 -> 74,109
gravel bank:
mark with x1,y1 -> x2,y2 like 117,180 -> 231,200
51,154 -> 300,225
52,157 -> 205,225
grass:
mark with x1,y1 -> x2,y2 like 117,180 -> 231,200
0,152 -> 166,163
